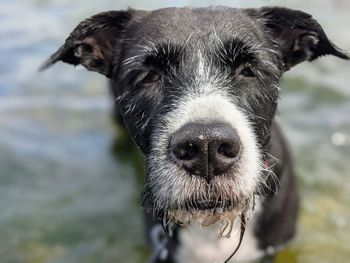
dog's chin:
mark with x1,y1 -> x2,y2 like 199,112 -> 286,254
165,197 -> 249,229
164,205 -> 245,238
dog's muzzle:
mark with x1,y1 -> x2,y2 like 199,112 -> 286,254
169,122 -> 241,184
143,94 -> 261,226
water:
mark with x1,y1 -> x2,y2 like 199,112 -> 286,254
0,1 -> 349,262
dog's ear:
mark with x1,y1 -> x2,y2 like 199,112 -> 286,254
247,7 -> 349,70
40,10 -> 136,77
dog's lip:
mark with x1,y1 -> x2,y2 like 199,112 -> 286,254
184,199 -> 236,211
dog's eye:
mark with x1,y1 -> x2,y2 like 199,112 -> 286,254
141,71 -> 161,86
237,65 -> 256,78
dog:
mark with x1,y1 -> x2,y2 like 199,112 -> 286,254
41,6 -> 349,263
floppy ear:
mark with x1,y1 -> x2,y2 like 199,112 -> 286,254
248,7 -> 349,70
40,10 -> 135,77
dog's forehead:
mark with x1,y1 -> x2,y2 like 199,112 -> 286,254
132,7 -> 263,48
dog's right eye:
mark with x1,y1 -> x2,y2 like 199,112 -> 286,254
141,71 -> 161,86
236,64 -> 256,78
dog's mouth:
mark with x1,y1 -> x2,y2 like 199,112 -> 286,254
183,198 -> 236,212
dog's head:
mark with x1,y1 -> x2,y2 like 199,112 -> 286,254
42,7 -> 348,227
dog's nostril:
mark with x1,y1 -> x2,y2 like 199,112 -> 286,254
172,143 -> 198,160
218,142 -> 240,158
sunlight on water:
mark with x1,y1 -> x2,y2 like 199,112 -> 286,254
0,0 -> 349,262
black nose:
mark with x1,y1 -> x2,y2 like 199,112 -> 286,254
169,122 -> 241,183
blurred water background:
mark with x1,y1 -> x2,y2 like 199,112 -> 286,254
0,0 -> 349,262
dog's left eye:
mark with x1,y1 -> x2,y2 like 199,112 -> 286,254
141,71 -> 161,86
237,65 -> 256,78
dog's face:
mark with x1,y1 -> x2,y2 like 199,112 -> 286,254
42,7 -> 348,226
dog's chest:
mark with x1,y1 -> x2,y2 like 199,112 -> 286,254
175,203 -> 263,263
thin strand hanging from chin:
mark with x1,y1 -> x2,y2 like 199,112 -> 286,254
224,213 -> 246,263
